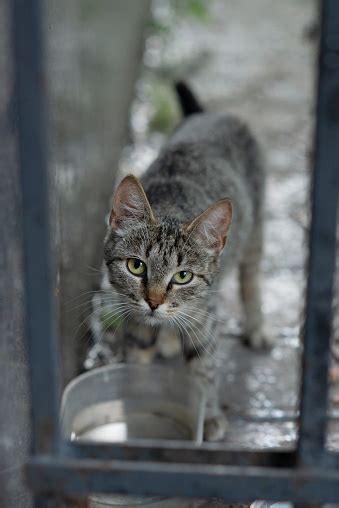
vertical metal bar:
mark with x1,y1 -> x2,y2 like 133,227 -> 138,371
11,0 -> 60,458
298,0 -> 339,466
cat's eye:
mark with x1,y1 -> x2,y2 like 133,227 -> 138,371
127,258 -> 146,276
172,270 -> 193,285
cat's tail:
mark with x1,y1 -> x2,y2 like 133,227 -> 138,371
175,80 -> 204,117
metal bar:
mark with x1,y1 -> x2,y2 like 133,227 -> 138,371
11,0 -> 60,455
62,440 -> 295,468
297,0 -> 339,466
26,457 -> 339,502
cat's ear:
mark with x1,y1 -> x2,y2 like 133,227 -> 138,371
109,175 -> 155,230
185,199 -> 233,254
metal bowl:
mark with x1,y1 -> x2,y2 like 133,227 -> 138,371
60,364 -> 206,506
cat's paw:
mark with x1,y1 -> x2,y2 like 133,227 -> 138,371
204,414 -> 227,442
244,329 -> 275,350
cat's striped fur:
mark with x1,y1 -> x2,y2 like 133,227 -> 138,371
103,82 -> 271,440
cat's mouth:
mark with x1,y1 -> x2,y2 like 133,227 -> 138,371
129,299 -> 169,323
144,308 -> 168,324
134,305 -> 170,326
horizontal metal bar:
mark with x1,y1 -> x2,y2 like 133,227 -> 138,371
26,456 -> 339,502
297,0 -> 339,466
62,440 -> 295,467
11,0 -> 61,455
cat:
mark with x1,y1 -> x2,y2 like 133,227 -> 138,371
103,81 -> 272,441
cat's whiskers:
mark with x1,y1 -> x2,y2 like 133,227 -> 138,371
66,295 -> 124,313
174,314 -> 202,362
177,309 -> 205,327
64,285 -> 135,314
72,300 -> 131,345
187,305 -> 230,325
99,303 -> 132,323
65,299 -> 99,313
181,307 -> 223,340
63,290 -> 130,312
168,315 -> 185,356
86,265 -> 103,274
175,315 -> 188,356
100,307 -> 132,339
100,304 -> 131,319
177,311 -> 218,362
72,307 -> 99,345
63,289 -> 113,306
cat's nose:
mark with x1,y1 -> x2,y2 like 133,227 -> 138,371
146,300 -> 159,311
145,291 -> 164,311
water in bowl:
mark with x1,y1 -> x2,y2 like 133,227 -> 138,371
73,400 -> 195,506
73,399 -> 195,443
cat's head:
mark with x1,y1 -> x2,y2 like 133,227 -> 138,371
104,175 -> 232,326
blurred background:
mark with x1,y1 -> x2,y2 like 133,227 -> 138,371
4,1 -> 339,507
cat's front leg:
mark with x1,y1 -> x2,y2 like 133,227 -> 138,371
124,320 -> 158,364
240,224 -> 274,349
156,325 -> 182,359
185,321 -> 226,442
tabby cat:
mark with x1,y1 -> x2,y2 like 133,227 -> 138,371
103,82 -> 272,441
